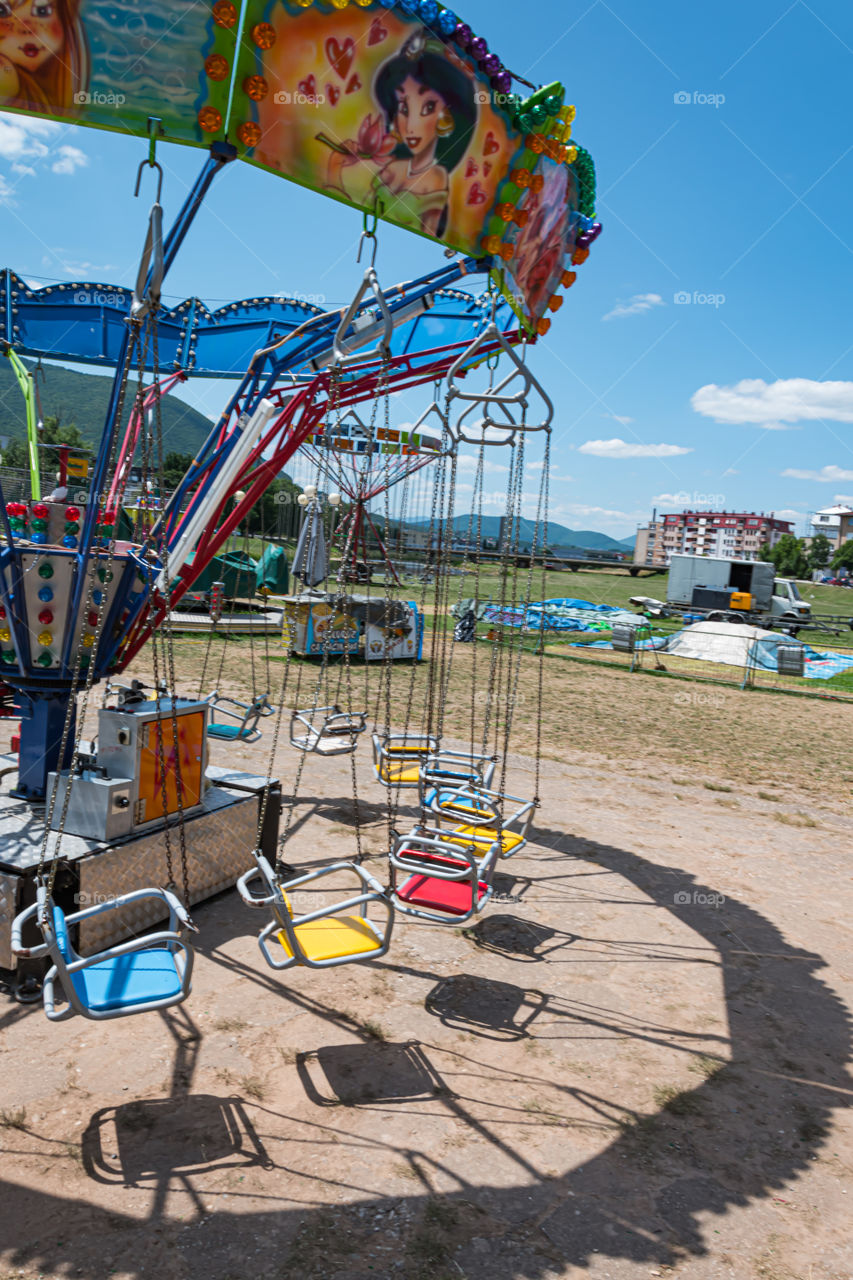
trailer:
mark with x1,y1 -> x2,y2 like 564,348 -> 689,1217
666,554 -> 812,632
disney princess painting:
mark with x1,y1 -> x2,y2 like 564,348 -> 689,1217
319,29 -> 477,240
0,0 -> 89,113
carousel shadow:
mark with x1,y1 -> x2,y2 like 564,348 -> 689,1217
462,913 -> 575,962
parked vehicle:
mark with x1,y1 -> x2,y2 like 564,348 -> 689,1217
666,554 -> 812,632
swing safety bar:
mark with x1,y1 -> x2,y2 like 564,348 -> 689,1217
206,692 -> 274,743
445,320 -> 554,435
332,267 -> 394,367
290,706 -> 367,755
12,885 -> 194,1021
237,853 -> 394,970
418,750 -> 498,801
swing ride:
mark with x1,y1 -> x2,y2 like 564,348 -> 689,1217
0,0 -> 601,1016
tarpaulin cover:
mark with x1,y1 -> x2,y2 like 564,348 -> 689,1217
632,621 -> 853,681
256,544 -> 289,595
482,598 -> 647,633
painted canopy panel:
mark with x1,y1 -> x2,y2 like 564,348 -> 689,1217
0,0 -> 234,145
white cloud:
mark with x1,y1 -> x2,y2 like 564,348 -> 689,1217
692,378 -> 853,429
722,468 -> 739,476
0,112 -> 86,181
51,145 -> 87,175
781,465 -> 853,482
775,509 -> 804,522
579,437 -> 692,459
602,293 -> 665,322
606,413 -> 635,425
0,174 -> 15,207
834,494 -> 853,504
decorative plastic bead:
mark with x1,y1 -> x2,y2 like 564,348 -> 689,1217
32,503 -> 49,518
437,9 -> 457,36
0,628 -> 10,643
38,586 -> 53,602
64,506 -> 80,520
36,652 -> 52,667
37,630 -> 53,647
38,609 -> 53,625
454,22 -> 472,47
63,535 -> 78,548
38,562 -> 54,579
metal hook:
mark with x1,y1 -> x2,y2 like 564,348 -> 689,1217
134,157 -> 163,203
357,205 -> 379,266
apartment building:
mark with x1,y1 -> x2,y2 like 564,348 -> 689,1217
634,510 -> 794,565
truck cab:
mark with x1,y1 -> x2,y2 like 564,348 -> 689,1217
772,578 -> 812,626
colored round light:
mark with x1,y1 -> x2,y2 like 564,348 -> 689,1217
470,36 -> 488,60
437,9 -> 457,36
38,609 -> 53,625
6,502 -> 25,517
0,628 -> 10,643
32,503 -> 48,518
37,630 -> 52,647
418,0 -> 439,22
511,168 -> 531,187
493,72 -> 512,96
454,22 -> 472,46
198,106 -> 223,133
2,651 -> 16,665
36,652 -> 51,667
63,535 -> 78,548
87,610 -> 98,627
204,53 -> 229,81
212,0 -> 237,27
0,606 -> 5,619
251,21 -> 275,47
64,506 -> 80,520
528,104 -> 548,128
238,122 -> 262,148
65,521 -> 79,534
537,317 -> 551,336
98,568 -> 113,584
527,134 -> 546,153
31,533 -> 48,545
243,75 -> 268,102
82,633 -> 96,648
31,518 -> 47,531
544,93 -> 563,117
330,0 -> 349,9
481,54 -> 501,76
38,586 -> 53,602
548,295 -> 564,313
92,589 -> 104,605
562,269 -> 578,286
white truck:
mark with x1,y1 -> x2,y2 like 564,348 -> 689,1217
666,554 -> 811,632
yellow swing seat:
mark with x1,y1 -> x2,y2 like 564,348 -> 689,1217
276,915 -> 384,963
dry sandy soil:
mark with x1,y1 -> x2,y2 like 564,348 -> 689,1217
0,647 -> 851,1280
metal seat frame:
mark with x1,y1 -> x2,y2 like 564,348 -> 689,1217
237,852 -> 394,970
371,732 -> 439,789
290,705 -> 367,756
206,691 -> 274,743
423,783 -> 536,859
389,829 -> 499,925
11,886 -> 194,1021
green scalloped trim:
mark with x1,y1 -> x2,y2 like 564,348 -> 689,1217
572,144 -> 596,218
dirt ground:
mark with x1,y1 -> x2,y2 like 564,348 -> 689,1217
1,648 -> 852,1280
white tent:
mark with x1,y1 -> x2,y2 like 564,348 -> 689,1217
662,620 -> 789,668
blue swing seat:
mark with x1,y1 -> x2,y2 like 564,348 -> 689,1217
52,908 -> 184,1011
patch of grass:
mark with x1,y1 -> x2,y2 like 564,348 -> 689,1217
214,1017 -> 248,1033
240,1075 -> 266,1101
703,781 -> 733,793
0,1107 -> 27,1130
671,777 -> 691,787
358,1018 -> 388,1042
757,790 -> 778,802
687,1054 -> 724,1079
774,811 -> 818,828
653,1084 -> 702,1116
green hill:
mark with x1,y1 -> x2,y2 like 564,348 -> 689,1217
409,513 -> 631,554
0,358 -> 215,457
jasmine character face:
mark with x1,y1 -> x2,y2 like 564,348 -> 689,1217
393,74 -> 446,162
0,0 -> 64,72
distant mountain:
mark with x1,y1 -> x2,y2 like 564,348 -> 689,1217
408,514 -> 631,554
0,359 -> 215,458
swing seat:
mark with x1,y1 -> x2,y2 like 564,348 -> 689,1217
447,825 -> 525,856
238,855 -> 394,970
426,785 -> 536,860
372,733 -> 439,789
11,887 -> 194,1022
206,692 -> 273,743
389,833 -> 496,924
276,915 -> 384,963
290,706 -> 366,756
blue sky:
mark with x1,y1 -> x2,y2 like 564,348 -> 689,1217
1,0 -> 851,539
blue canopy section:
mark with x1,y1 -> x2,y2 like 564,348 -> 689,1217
0,268 -> 500,380
483,598 -> 646,633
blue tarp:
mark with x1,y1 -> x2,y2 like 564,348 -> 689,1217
483,598 -> 646,634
